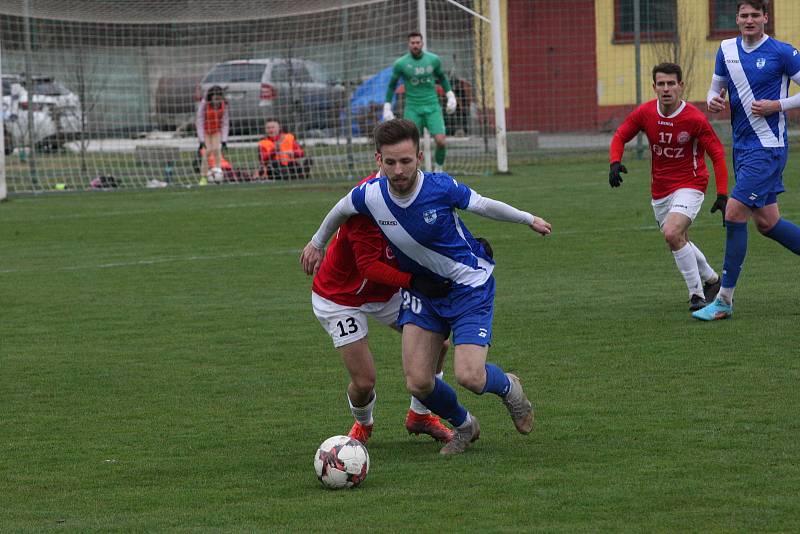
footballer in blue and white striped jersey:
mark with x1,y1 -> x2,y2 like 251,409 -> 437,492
713,35 -> 800,149
692,1 -> 800,321
302,120 -> 546,443
350,171 -> 496,291
308,168 -> 545,344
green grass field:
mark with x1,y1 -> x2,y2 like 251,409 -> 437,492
2,156 -> 799,532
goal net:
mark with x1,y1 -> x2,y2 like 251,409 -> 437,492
0,0 -> 497,194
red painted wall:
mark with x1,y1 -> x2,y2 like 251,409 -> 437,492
506,0 -> 598,132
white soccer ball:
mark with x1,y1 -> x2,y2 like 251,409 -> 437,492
313,435 -> 369,489
207,166 -> 223,183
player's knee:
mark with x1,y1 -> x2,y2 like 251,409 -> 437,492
403,357 -> 435,398
663,228 -> 685,249
405,375 -> 434,399
755,218 -> 777,235
351,373 -> 376,396
454,366 -> 484,394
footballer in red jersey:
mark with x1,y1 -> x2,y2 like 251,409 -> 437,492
310,173 -> 454,444
609,62 -> 729,312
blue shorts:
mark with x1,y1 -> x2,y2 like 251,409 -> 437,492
732,147 -> 787,208
397,277 -> 495,346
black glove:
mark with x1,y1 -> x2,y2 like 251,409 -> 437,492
475,237 -> 493,259
609,161 -> 627,188
198,142 -> 205,151
411,275 -> 452,299
710,194 -> 728,216
221,142 -> 227,153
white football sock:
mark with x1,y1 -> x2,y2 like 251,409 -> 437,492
409,396 -> 430,415
348,390 -> 376,426
673,243 -> 703,297
718,287 -> 734,305
457,412 -> 473,430
689,242 -> 717,283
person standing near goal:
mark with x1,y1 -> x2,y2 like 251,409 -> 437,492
693,0 -> 800,321
609,62 -> 729,312
383,31 -> 456,173
310,174 -> 454,445
196,85 -> 230,184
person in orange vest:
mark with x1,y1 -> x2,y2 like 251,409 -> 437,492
196,85 -> 230,182
257,118 -> 312,180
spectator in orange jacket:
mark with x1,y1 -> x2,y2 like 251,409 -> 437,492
257,118 -> 312,180
196,85 -> 230,182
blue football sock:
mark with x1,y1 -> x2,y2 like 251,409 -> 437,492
421,377 -> 468,427
721,220 -> 748,289
481,363 -> 511,397
765,218 -> 800,255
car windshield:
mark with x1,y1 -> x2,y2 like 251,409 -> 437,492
305,62 -> 331,84
31,81 -> 69,95
204,63 -> 265,83
272,62 -> 312,83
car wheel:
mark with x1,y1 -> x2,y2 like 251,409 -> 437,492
3,130 -> 12,155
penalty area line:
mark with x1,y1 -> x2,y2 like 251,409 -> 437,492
0,249 -> 299,274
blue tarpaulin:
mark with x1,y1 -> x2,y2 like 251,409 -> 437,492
347,67 -> 400,135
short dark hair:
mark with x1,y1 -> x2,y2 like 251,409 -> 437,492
408,31 -> 423,40
373,118 -> 420,153
206,85 -> 225,100
652,62 -> 683,83
737,0 -> 768,13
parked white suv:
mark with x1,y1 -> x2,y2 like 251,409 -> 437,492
2,74 -> 84,152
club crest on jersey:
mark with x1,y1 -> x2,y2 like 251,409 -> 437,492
756,58 -> 766,69
423,209 -> 438,224
677,131 -> 690,144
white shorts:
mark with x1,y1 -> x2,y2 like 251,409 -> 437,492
312,291 -> 402,348
651,188 -> 705,229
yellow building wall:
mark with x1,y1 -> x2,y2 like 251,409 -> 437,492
472,0 -> 510,109
595,0 -> 800,107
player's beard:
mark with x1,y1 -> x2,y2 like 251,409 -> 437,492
385,165 -> 419,196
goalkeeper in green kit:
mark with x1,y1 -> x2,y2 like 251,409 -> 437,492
383,31 -> 457,172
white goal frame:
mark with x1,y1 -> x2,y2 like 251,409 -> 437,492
0,0 -> 506,195
420,0 -> 507,173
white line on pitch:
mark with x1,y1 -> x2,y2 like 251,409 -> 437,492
0,249 -> 298,274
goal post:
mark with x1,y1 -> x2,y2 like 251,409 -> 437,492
488,0 -> 508,173
0,44 -> 6,201
0,0 -> 500,195
419,0 -> 508,174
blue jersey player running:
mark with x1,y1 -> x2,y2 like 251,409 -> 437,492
301,119 -> 552,454
694,0 -> 800,321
